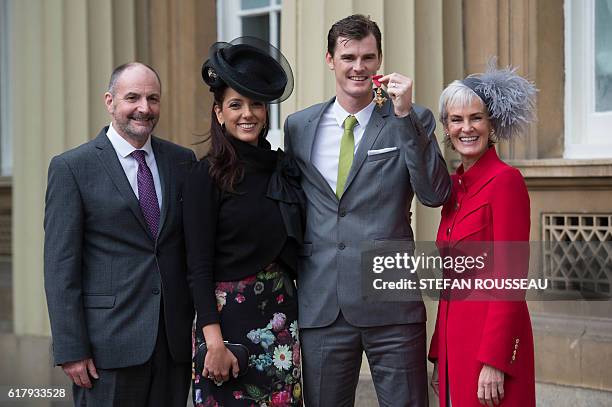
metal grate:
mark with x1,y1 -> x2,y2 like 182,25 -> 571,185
542,214 -> 612,296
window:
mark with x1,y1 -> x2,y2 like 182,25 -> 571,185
0,0 -> 11,175
217,0 -> 283,148
564,0 -> 612,158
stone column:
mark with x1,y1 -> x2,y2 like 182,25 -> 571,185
11,0 -> 138,337
146,0 -> 217,157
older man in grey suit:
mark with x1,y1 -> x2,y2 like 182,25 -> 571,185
284,15 -> 451,407
44,62 -> 196,406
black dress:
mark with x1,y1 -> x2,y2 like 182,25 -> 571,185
183,136 -> 304,407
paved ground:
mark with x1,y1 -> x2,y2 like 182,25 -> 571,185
0,335 -> 610,406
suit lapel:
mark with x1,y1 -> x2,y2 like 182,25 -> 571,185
94,129 -> 152,240
342,97 -> 391,196
300,98 -> 338,200
301,98 -> 333,164
151,136 -> 171,239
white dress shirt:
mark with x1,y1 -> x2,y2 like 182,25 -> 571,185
106,123 -> 163,210
311,99 -> 376,192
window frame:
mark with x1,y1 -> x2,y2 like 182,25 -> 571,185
564,0 -> 612,159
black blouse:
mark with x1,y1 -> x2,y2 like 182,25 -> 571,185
183,137 -> 303,328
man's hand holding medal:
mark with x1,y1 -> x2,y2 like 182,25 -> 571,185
372,73 -> 414,117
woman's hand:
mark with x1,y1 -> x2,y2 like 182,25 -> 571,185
431,360 -> 440,397
201,324 -> 239,384
477,364 -> 505,406
202,342 -> 239,384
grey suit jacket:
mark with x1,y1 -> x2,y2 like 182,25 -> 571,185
284,97 -> 451,328
44,127 -> 196,369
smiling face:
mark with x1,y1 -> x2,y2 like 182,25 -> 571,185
214,87 -> 268,145
104,65 -> 161,148
326,33 -> 382,110
445,97 -> 492,171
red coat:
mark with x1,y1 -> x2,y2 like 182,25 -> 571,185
429,147 -> 535,407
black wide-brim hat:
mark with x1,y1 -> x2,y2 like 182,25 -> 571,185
202,37 -> 294,104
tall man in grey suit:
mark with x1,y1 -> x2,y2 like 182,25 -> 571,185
284,15 -> 451,406
44,62 -> 196,406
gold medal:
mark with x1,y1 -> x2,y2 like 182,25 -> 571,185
372,75 -> 387,107
374,87 -> 387,108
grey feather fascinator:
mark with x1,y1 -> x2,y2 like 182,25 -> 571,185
463,58 -> 537,140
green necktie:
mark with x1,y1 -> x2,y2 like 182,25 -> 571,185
336,115 -> 358,198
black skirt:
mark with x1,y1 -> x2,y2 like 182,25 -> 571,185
192,263 -> 302,406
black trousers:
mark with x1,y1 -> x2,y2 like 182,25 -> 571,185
73,309 -> 190,407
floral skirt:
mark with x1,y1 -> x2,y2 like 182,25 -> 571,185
192,263 -> 302,407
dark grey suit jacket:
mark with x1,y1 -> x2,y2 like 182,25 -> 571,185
284,97 -> 451,328
44,127 -> 196,369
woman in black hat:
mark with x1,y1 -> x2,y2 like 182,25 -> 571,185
183,38 -> 303,406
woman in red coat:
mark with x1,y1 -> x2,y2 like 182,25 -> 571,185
429,61 -> 537,407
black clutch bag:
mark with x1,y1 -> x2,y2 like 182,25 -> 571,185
194,341 -> 250,378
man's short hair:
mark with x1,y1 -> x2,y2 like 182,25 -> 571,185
107,62 -> 161,95
327,14 -> 382,57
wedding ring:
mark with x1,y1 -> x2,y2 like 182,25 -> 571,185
214,379 -> 223,386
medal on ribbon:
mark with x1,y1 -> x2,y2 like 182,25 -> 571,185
372,75 -> 387,108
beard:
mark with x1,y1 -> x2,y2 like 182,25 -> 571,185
114,113 -> 159,143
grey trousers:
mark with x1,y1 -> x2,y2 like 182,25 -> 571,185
72,310 -> 190,407
300,312 -> 428,407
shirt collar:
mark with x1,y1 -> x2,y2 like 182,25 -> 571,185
106,123 -> 153,158
332,99 -> 376,129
